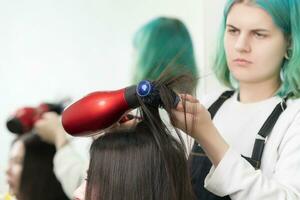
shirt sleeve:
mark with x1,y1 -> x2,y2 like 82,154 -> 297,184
204,113 -> 300,200
53,143 -> 87,199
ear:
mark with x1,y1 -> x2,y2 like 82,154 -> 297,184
285,37 -> 292,60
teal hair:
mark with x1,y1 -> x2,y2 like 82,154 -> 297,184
213,0 -> 300,98
132,17 -> 199,90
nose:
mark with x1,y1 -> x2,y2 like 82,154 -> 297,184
5,162 -> 12,177
234,33 -> 251,53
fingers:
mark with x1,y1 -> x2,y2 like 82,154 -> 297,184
34,118 -> 45,128
40,112 -> 59,120
118,119 -> 137,129
171,109 -> 196,136
176,100 -> 202,114
179,94 -> 199,103
175,94 -> 205,114
34,112 -> 63,135
36,112 -> 60,125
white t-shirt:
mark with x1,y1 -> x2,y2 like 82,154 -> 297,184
201,91 -> 300,199
53,139 -> 90,199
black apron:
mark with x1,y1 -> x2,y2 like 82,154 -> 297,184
189,91 -> 288,200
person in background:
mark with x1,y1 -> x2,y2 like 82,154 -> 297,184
6,133 -> 70,200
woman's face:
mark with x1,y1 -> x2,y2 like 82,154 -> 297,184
6,141 -> 25,197
73,179 -> 86,200
224,3 -> 288,85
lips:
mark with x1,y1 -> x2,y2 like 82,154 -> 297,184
233,58 -> 252,64
6,176 -> 15,188
7,180 -> 14,188
232,58 -> 253,67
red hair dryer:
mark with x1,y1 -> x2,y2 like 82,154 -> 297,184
7,102 -> 65,135
62,80 -> 179,137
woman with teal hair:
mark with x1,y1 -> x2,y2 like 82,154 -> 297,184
172,0 -> 300,199
131,17 -> 199,93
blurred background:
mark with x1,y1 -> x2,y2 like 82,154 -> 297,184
0,0 -> 226,191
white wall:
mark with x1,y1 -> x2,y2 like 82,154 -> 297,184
0,0 -> 226,192
201,0 -> 228,93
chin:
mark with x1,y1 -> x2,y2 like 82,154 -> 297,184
231,72 -> 252,82
9,188 -> 17,196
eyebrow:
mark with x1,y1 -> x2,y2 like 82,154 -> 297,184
226,24 -> 270,33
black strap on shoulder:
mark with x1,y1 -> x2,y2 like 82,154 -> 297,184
244,95 -> 289,169
257,98 -> 288,138
208,91 -> 235,118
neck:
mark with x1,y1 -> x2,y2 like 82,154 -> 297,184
238,78 -> 281,103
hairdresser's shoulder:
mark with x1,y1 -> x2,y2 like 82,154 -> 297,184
286,97 -> 300,113
199,89 -> 233,109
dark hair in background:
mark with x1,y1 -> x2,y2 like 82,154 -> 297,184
85,69 -> 196,200
16,133 -> 69,200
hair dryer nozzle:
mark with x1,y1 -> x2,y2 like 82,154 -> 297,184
6,117 -> 25,134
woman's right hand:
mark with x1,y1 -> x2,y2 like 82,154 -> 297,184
34,112 -> 69,149
171,94 -> 213,140
172,94 -> 229,166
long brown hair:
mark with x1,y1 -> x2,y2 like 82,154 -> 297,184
16,133 -> 69,200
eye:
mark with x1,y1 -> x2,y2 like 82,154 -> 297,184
227,28 -> 239,36
11,157 -> 23,165
254,32 -> 267,39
